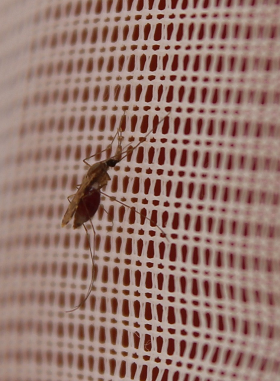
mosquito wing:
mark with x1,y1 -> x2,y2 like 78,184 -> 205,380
61,182 -> 89,227
61,162 -> 109,228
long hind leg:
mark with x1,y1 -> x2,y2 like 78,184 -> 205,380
65,191 -> 98,312
101,191 -> 169,241
66,220 -> 96,313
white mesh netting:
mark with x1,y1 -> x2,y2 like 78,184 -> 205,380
1,1 -> 280,380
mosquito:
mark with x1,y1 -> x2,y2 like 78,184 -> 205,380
61,112 -> 169,312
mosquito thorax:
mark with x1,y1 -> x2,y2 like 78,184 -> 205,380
106,158 -> 119,167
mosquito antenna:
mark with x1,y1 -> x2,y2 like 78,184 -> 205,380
117,112 -> 170,163
84,112 -> 125,165
101,191 -> 169,242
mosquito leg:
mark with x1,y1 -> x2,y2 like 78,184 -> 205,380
66,184 -> 81,203
83,113 -> 125,166
100,191 -> 169,242
135,332 -> 151,351
119,112 -> 170,163
66,221 -> 96,313
65,191 -> 98,312
83,133 -> 117,166
67,194 -> 76,203
99,204 -> 114,229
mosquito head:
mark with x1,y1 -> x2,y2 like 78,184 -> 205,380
106,158 -> 119,167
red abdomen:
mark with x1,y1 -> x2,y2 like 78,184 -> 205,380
73,189 -> 101,229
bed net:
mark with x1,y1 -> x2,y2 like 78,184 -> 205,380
1,1 -> 280,380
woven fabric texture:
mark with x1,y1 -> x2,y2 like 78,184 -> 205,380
1,1 -> 280,380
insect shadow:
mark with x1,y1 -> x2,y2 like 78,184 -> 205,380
62,112 -> 169,312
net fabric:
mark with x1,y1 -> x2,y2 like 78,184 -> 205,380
1,1 -> 280,380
